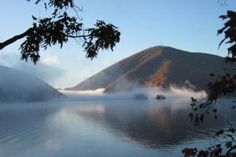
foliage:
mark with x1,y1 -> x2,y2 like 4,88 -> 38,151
182,126 -> 236,157
186,11 -> 236,124
0,0 -> 120,63
218,11 -> 236,59
182,10 -> 236,157
207,10 -> 236,102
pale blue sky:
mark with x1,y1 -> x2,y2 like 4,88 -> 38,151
0,0 -> 235,88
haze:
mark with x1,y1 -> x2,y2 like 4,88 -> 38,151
0,0 -> 235,88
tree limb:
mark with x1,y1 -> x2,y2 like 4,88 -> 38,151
226,145 -> 236,156
66,34 -> 91,38
0,28 -> 32,50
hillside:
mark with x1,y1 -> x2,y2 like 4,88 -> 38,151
0,65 -> 62,102
67,46 -> 229,93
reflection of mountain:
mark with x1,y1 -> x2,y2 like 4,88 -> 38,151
101,104 -> 199,146
67,46 -> 228,92
72,103 -> 186,146
72,101 -> 234,147
0,65 -> 62,102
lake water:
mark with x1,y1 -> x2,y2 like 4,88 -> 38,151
0,98 -> 235,157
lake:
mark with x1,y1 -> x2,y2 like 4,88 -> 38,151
0,97 -> 235,157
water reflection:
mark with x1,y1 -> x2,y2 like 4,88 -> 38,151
0,99 -> 235,157
67,99 -> 235,147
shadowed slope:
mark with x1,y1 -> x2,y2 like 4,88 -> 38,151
0,65 -> 62,102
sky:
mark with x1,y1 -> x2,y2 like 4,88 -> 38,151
0,0 -> 236,88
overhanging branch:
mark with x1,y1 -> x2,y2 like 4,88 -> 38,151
66,34 -> 91,38
0,28 -> 32,50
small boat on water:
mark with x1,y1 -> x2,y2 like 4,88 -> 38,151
155,94 -> 166,100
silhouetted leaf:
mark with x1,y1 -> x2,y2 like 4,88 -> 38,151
215,130 -> 224,136
32,15 -> 37,20
225,141 -> 232,148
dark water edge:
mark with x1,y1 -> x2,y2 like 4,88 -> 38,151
0,98 -> 235,157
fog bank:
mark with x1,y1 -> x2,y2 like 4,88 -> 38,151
0,65 -> 62,102
61,86 -> 206,101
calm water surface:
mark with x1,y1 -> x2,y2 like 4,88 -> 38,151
0,98 -> 235,157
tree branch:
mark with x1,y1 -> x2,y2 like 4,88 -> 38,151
226,145 -> 236,156
0,28 -> 32,50
66,34 -> 91,38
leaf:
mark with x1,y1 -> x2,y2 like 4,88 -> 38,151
210,73 -> 215,77
188,113 -> 194,121
35,0 -> 41,4
213,109 -> 217,113
228,127 -> 235,133
190,97 -> 197,102
225,141 -> 232,148
215,130 -> 224,136
32,15 -> 37,20
200,114 -> 204,123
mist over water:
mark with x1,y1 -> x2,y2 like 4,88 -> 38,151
61,86 -> 207,101
0,90 -> 235,157
0,65 -> 61,102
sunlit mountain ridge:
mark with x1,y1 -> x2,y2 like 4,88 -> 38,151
67,46 -> 229,93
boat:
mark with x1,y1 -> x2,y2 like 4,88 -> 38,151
155,94 -> 166,100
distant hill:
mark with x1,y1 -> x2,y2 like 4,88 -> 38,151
66,46 -> 229,93
0,65 -> 62,102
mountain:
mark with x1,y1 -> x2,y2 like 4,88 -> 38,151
67,46 -> 229,93
0,65 -> 63,102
